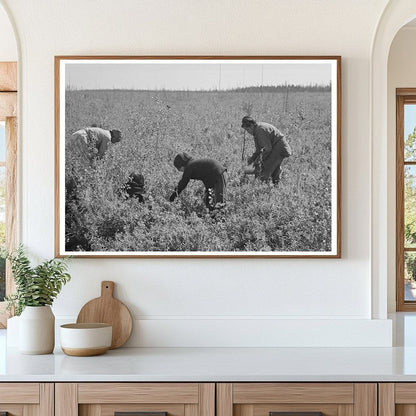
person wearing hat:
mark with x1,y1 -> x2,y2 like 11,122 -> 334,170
241,116 -> 291,184
169,152 -> 226,211
69,126 -> 122,160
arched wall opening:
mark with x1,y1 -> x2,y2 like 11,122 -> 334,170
372,0 -> 416,318
387,18 -> 416,313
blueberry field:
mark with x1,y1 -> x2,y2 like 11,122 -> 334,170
64,88 -> 333,253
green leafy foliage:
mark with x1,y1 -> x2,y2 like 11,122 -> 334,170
65,89 -> 333,253
405,128 -> 416,250
4,246 -> 71,315
405,126 -> 416,161
404,127 -> 416,282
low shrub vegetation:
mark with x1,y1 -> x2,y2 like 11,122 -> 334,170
65,89 -> 332,253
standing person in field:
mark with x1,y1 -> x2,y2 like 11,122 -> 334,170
69,126 -> 122,161
169,152 -> 226,211
241,116 -> 292,184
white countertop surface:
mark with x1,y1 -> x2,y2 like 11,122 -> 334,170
3,345 -> 416,382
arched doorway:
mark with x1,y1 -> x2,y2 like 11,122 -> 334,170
371,0 -> 416,318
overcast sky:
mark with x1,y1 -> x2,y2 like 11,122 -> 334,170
406,104 -> 416,139
64,60 -> 333,91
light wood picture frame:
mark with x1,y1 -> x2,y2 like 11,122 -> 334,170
55,56 -> 341,258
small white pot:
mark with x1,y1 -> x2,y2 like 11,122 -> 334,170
19,306 -> 55,354
60,323 -> 112,356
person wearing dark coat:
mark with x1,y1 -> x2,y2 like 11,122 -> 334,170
241,116 -> 292,184
124,173 -> 145,202
169,153 -> 226,211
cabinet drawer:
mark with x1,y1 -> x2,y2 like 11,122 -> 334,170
56,383 -> 215,416
217,383 -> 376,416
0,383 -> 39,403
78,383 -> 200,403
233,383 -> 354,404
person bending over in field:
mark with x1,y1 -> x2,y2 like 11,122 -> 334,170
124,172 -> 145,202
241,116 -> 291,185
169,152 -> 226,211
70,126 -> 122,160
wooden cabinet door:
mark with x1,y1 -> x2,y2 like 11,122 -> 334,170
379,383 -> 416,416
217,383 -> 377,416
0,383 -> 53,416
55,383 -> 215,416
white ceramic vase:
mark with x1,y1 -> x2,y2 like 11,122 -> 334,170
19,305 -> 55,354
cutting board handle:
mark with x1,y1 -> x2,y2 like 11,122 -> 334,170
101,281 -> 115,298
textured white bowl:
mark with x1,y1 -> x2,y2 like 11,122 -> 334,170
60,323 -> 112,356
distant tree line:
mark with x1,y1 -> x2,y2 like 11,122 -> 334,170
231,84 -> 331,93
67,84 -> 331,93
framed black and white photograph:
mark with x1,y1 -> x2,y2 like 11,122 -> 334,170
55,56 -> 341,258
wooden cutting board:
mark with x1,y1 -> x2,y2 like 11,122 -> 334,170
76,281 -> 133,349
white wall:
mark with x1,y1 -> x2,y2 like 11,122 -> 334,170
0,2 -> 16,61
387,26 -> 416,312
0,0 -> 394,347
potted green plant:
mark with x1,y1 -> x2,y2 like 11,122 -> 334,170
4,246 -> 71,354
